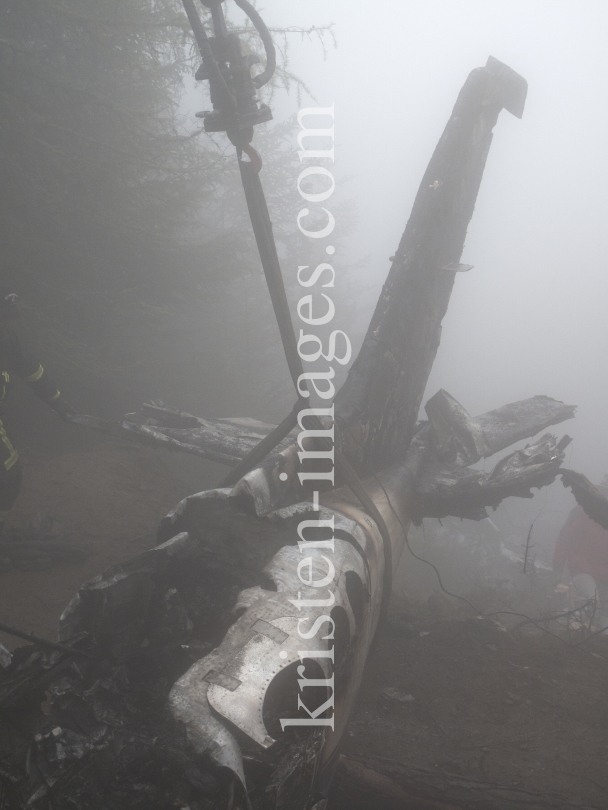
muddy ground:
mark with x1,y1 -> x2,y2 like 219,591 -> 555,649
1,436 -> 607,808
344,606 -> 608,807
0,429 -> 217,648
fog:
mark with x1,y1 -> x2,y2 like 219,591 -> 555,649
218,0 -> 608,481
2,0 -> 606,582
174,0 -> 606,574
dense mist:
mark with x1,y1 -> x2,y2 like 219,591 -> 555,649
2,0 -> 606,592
242,1 -> 608,572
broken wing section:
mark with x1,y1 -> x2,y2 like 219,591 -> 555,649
411,391 -> 576,522
424,390 -> 575,465
121,401 -> 284,466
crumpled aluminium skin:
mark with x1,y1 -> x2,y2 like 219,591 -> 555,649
164,489 -> 386,804
54,472 -> 393,808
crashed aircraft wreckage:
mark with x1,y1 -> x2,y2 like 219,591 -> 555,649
2,22 -> 605,810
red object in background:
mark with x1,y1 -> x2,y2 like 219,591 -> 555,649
554,505 -> 608,581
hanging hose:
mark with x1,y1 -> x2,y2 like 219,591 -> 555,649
233,0 -> 276,88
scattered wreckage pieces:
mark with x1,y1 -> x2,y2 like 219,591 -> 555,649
0,622 -> 92,663
0,634 -> 228,809
331,754 -> 604,810
0,522 -> 277,809
0,629 -> 90,712
1,55 -> 582,810
560,469 -> 608,530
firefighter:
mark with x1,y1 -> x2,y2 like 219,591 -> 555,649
553,477 -> 608,630
0,291 -> 74,533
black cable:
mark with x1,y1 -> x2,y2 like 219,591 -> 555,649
336,416 -> 608,647
233,0 -> 276,88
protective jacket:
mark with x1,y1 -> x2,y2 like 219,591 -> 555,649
0,326 -> 60,471
553,505 -> 608,582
